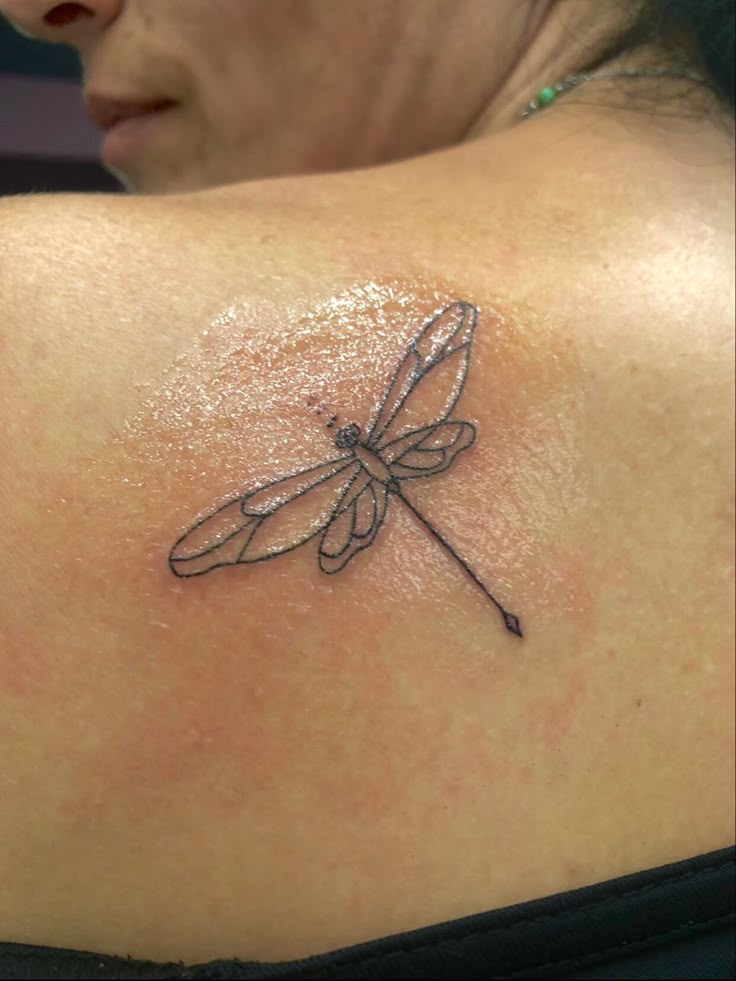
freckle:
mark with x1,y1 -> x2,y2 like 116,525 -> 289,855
565,861 -> 582,882
635,698 -> 643,707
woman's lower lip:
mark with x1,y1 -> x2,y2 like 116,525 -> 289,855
100,106 -> 174,167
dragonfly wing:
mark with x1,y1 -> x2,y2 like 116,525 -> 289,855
240,459 -> 361,562
319,475 -> 388,574
242,456 -> 353,515
170,499 -> 263,577
368,301 -> 477,448
170,457 -> 360,575
382,421 -> 476,479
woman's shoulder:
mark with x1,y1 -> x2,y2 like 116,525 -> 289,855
0,128 -> 732,963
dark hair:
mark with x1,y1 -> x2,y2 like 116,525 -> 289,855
638,0 -> 736,110
627,0 -> 735,110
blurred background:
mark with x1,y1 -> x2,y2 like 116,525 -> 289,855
0,12 -> 122,194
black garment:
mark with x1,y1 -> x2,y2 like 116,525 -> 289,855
0,846 -> 733,980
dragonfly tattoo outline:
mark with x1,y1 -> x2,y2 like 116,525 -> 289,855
169,301 -> 522,637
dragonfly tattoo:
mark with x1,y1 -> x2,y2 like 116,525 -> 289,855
170,301 -> 522,637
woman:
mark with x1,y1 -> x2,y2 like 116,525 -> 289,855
0,1 -> 732,977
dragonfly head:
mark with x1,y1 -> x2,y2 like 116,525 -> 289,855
335,422 -> 361,449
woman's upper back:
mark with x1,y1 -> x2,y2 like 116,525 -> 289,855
0,92 -> 733,962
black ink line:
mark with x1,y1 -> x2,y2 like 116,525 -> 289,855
396,490 -> 523,638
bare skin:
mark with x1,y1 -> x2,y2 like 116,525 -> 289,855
0,0 -> 733,965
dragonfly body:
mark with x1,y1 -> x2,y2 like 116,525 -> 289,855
335,423 -> 400,493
